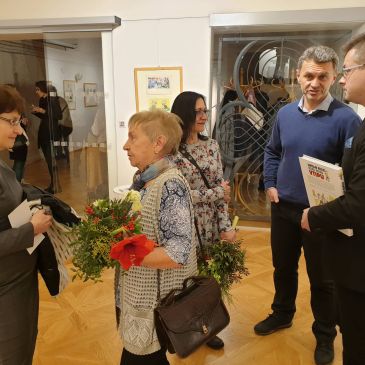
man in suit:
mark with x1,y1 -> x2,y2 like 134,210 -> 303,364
256,45 -> 361,365
301,33 -> 365,365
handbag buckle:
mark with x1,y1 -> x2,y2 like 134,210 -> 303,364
202,324 -> 208,334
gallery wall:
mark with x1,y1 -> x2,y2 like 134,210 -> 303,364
112,17 -> 211,185
0,1 -> 364,186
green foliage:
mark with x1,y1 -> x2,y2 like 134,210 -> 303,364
70,195 -> 142,282
198,239 -> 249,301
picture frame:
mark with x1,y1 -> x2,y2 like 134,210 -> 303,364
63,80 -> 76,110
83,82 -> 98,107
134,67 -> 183,112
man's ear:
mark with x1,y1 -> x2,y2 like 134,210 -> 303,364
296,68 -> 300,83
331,74 -> 337,86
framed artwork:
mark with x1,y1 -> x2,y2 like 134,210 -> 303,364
83,82 -> 98,107
63,80 -> 76,109
134,67 -> 183,112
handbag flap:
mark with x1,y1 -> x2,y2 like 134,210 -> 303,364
156,277 -> 224,334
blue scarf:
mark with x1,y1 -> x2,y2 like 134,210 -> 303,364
130,156 -> 175,191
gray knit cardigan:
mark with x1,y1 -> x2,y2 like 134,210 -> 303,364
116,167 -> 197,355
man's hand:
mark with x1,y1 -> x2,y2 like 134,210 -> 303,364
266,187 -> 279,203
301,208 -> 311,231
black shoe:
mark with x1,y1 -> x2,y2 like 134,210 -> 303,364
254,314 -> 292,336
314,342 -> 334,365
206,335 -> 224,350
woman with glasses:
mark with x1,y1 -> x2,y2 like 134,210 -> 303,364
6,84 -> 29,182
171,91 -> 236,350
0,85 -> 53,365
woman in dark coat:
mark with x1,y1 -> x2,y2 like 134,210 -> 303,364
0,85 -> 52,364
32,80 -> 62,194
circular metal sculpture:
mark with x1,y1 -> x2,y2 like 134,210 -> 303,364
215,39 -> 310,218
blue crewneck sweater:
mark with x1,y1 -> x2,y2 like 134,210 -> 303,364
264,99 -> 361,206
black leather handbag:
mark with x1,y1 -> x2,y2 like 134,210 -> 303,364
154,275 -> 230,358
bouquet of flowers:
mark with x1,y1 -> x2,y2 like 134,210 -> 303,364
70,191 -> 155,282
198,239 -> 249,302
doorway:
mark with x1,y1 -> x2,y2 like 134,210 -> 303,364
0,18 -> 119,213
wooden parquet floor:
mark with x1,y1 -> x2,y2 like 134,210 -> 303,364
33,228 -> 343,365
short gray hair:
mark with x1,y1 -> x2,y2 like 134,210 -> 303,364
297,45 -> 339,72
128,109 -> 183,155
343,33 -> 365,64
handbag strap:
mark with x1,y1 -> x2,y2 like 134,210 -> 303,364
156,148 -> 209,302
194,217 -> 205,257
179,147 -> 207,257
179,147 -> 211,189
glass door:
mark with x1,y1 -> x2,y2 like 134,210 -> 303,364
211,30 -> 352,221
0,31 -> 112,213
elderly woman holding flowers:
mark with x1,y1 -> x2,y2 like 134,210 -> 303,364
116,109 -> 197,365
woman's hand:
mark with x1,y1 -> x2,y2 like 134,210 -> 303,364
220,229 -> 237,242
31,105 -> 45,114
221,180 -> 231,202
31,210 -> 52,235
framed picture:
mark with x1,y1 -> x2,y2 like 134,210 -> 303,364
63,80 -> 76,110
134,67 -> 183,112
83,82 -> 98,107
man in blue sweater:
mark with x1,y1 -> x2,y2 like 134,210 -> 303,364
254,45 -> 361,365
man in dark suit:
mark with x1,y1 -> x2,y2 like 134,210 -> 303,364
302,33 -> 365,365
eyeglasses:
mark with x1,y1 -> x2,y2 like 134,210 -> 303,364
340,63 -> 365,78
194,109 -> 210,117
0,116 -> 22,127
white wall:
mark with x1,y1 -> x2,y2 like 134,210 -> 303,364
112,17 -> 211,185
0,0 -> 365,20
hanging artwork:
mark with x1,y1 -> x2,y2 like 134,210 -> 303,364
83,83 -> 98,107
134,67 -> 183,112
63,80 -> 76,110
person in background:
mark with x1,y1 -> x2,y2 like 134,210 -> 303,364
0,85 -> 53,365
171,91 -> 236,350
31,81 -> 62,194
117,110 -> 197,365
256,45 -> 361,365
86,100 -> 108,200
49,85 -> 73,164
6,84 -> 30,182
301,33 -> 365,365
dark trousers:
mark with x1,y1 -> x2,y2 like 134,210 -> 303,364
120,348 -> 169,365
270,201 -> 337,342
39,140 -> 60,190
57,125 -> 72,163
336,284 -> 365,365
